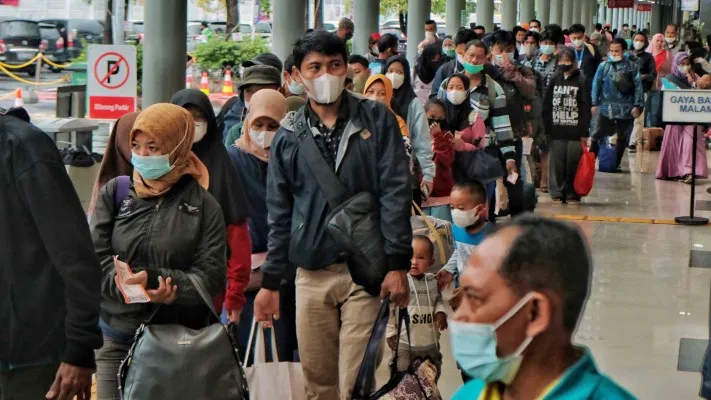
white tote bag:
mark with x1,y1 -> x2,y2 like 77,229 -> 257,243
244,319 -> 305,400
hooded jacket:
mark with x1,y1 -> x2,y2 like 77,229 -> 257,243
488,62 -> 538,139
171,89 -> 252,312
0,108 -> 102,368
591,55 -> 645,120
261,91 -> 413,290
543,69 -> 592,140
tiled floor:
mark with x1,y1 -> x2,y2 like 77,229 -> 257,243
377,150 -> 711,399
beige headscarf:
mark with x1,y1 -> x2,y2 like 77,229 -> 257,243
235,89 -> 287,162
130,103 -> 209,198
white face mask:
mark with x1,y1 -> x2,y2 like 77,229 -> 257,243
530,27 -> 540,33
386,72 -> 405,89
193,121 -> 208,143
608,54 -> 622,62
572,39 -> 585,48
665,36 -> 676,44
451,206 -> 482,228
446,89 -> 467,105
633,41 -> 646,50
249,129 -> 277,148
425,31 -> 435,40
300,71 -> 346,105
678,65 -> 690,74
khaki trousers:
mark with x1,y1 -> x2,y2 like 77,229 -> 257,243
295,264 -> 382,400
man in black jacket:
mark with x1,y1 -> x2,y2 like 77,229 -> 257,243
254,31 -> 411,399
569,24 -> 602,93
0,107 -> 102,399
628,31 -> 657,152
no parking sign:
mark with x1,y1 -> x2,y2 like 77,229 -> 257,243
87,45 -> 137,119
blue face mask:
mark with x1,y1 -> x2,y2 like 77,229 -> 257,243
131,130 -> 188,180
288,80 -> 305,95
443,47 -> 456,58
540,45 -> 555,55
450,293 -> 535,384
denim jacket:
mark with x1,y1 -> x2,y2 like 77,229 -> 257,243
591,55 -> 644,120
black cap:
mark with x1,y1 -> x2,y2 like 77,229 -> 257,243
242,52 -> 283,71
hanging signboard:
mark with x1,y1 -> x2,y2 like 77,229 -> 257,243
681,0 -> 699,11
87,45 -> 137,120
608,0 -> 634,8
637,3 -> 652,11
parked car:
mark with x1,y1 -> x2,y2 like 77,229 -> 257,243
380,28 -> 407,55
0,19 -> 41,76
39,22 -> 67,71
124,20 -> 144,44
38,19 -> 103,59
323,21 -> 337,32
380,19 -> 401,30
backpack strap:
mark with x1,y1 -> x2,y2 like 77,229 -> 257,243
114,175 -> 131,210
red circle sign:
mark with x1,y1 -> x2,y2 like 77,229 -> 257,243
93,52 -> 130,89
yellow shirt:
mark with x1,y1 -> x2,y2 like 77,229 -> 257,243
479,379 -> 560,400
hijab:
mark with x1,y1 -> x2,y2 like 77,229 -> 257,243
671,51 -> 691,86
415,43 -> 443,85
87,111 -> 139,217
171,89 -> 249,224
647,33 -> 668,72
130,103 -> 209,198
364,74 -> 409,137
235,89 -> 287,162
385,55 -> 417,121
439,73 -> 472,132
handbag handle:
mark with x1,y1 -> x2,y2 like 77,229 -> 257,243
352,298 -> 391,399
186,274 -> 222,322
389,306 -> 413,376
411,201 -> 447,266
243,319 -> 280,367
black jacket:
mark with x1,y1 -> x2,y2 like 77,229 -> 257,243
543,70 -> 592,140
630,51 -> 657,92
91,176 -> 226,334
573,44 -> 603,92
261,92 -> 413,290
0,108 -> 102,368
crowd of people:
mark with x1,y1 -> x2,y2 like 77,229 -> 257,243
4,14 -> 711,400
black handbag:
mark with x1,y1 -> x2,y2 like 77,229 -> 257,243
352,299 -> 441,399
296,119 -> 387,297
454,148 -> 506,184
117,275 -> 249,400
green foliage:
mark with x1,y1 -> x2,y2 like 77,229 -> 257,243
682,19 -> 705,46
380,0 -> 447,16
71,39 -> 90,62
260,0 -> 272,16
194,37 -> 268,71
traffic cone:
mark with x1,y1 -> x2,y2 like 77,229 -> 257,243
199,72 -> 210,95
14,88 -> 23,108
185,71 -> 193,89
222,70 -> 234,95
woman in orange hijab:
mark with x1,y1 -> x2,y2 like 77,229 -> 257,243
90,103 -> 227,399
363,74 -> 409,137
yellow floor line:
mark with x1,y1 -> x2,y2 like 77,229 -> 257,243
538,214 -> 706,226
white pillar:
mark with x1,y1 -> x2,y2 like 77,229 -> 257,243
562,0 -> 573,27
551,0 -> 564,25
445,0 -> 466,36
598,0 -> 605,24
539,0 -> 551,26
502,0 -> 517,29
572,0 -> 581,24
406,0 -> 430,64
521,0 -> 536,24
606,5 -> 612,25
477,0 -> 495,32
353,0 -> 379,56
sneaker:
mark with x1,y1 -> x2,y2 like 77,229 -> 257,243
552,197 -> 564,204
567,198 -> 581,205
628,144 -> 637,154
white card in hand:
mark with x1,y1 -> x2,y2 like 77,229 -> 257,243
507,172 -> 519,185
114,256 -> 151,304
522,137 -> 533,155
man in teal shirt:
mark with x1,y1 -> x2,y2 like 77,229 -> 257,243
451,215 -> 636,399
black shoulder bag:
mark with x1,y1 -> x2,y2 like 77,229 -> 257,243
294,113 -> 387,296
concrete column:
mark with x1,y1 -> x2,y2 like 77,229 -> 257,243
650,3 -> 661,34
624,8 -> 631,27
143,0 -> 186,107
606,5 -> 612,25
571,0 -> 580,24
353,0 -> 379,56
272,0 -> 307,62
477,0 -> 495,33
406,0 -> 431,64
599,0 -> 605,24
550,0 -> 564,25
502,0 -> 517,29
521,0 -> 535,24
562,0 -> 573,27
539,0 -> 551,26
446,0 -> 466,36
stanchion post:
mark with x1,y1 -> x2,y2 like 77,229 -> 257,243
35,53 -> 41,85
675,124 -> 709,226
